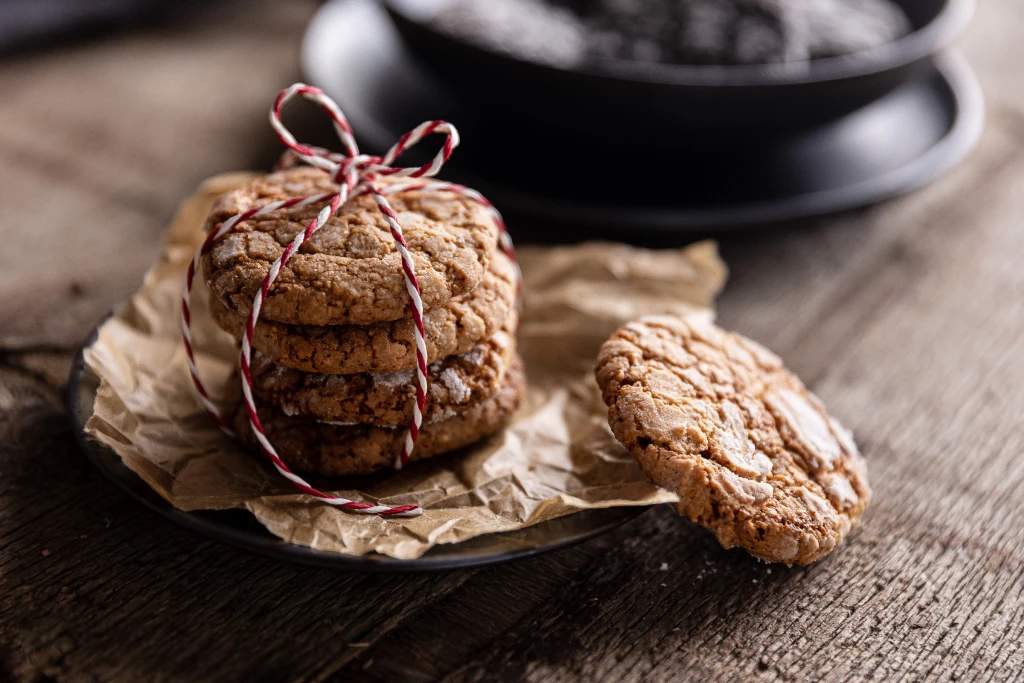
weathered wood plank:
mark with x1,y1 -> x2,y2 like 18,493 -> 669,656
961,0 -> 1024,119
0,1 -> 316,349
3,0 -> 1024,681
423,144 -> 1024,683
0,371 -> 461,681
426,114 -> 1024,683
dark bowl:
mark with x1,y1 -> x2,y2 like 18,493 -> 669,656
385,0 -> 973,144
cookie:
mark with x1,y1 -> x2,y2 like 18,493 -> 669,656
595,314 -> 870,565
210,251 -> 517,374
249,316 -> 517,427
234,354 -> 526,476
202,167 -> 499,326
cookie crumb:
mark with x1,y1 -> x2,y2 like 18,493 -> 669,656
440,367 -> 472,403
373,369 -> 414,389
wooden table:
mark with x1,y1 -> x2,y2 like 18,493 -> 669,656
2,1 -> 1022,680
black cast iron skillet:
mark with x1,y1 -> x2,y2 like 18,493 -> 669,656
385,0 -> 974,144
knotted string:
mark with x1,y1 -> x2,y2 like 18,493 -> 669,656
182,84 -> 516,517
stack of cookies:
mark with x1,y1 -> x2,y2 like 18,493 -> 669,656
201,167 -> 524,476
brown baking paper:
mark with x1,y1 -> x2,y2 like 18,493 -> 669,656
83,173 -> 727,559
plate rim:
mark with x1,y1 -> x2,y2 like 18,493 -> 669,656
301,0 -> 984,230
66,321 -> 651,573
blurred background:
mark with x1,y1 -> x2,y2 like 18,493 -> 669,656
0,0 -> 987,233
0,0 -> 1015,348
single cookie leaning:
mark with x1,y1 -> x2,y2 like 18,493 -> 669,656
248,315 -> 517,427
202,167 -> 499,326
210,251 -> 517,374
595,314 -> 870,565
235,355 -> 526,476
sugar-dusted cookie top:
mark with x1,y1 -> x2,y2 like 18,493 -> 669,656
202,167 -> 499,326
249,313 -> 517,428
595,314 -> 870,565
210,251 -> 518,375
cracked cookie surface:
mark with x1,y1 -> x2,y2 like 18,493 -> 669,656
210,251 -> 517,374
202,167 -> 498,326
235,355 -> 526,476
595,314 -> 870,565
249,314 -> 517,428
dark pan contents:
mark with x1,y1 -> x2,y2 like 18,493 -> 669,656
427,0 -> 912,69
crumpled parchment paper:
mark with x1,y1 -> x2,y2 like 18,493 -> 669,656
82,173 -> 727,559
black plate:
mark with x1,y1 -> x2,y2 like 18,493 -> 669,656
301,0 -> 983,232
68,326 -> 650,572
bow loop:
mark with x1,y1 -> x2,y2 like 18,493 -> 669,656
376,119 -> 461,180
270,84 -> 358,174
270,83 -> 460,195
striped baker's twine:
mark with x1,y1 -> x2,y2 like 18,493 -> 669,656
180,84 -> 517,517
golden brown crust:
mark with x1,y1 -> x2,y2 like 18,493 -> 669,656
210,252 -> 517,374
595,314 -> 870,565
234,355 -> 526,476
201,167 -> 499,326
248,316 -> 517,427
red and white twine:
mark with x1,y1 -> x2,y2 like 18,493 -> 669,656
182,84 -> 517,518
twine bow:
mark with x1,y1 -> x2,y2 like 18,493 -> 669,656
182,84 -> 516,517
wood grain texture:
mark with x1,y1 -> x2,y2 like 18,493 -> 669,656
0,1 -> 312,348
2,1 -> 1023,681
